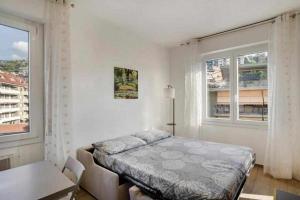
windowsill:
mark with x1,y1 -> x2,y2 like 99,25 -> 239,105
202,119 -> 268,130
0,132 -> 43,149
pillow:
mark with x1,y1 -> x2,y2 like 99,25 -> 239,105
92,136 -> 146,155
133,129 -> 171,144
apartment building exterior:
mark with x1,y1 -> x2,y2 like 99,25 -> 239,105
0,71 -> 29,134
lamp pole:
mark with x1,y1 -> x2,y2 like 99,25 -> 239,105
165,85 -> 175,136
172,98 -> 175,136
167,99 -> 175,136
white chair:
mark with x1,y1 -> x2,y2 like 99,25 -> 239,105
62,156 -> 86,200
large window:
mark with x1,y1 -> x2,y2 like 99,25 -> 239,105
203,44 -> 268,126
0,24 -> 29,135
0,12 -> 43,145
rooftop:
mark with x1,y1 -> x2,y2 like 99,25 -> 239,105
0,71 -> 27,88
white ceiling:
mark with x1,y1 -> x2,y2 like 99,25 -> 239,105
77,0 -> 300,47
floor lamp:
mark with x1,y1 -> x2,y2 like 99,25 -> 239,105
164,85 -> 175,136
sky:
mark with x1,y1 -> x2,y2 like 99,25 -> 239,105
0,24 -> 28,61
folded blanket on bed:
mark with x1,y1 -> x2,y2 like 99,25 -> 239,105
93,136 -> 255,200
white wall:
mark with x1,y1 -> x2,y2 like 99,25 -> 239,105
70,7 -> 170,148
170,24 -> 271,164
0,0 -> 170,164
0,0 -> 45,22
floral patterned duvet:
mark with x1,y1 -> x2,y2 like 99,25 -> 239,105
93,137 -> 255,200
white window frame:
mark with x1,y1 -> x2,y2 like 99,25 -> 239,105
201,42 -> 268,129
0,12 -> 44,148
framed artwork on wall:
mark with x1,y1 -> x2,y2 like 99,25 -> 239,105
114,67 -> 138,99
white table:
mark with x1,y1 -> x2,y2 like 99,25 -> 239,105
0,161 -> 75,200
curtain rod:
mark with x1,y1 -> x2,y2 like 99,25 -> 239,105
195,17 -> 275,42
193,11 -> 300,43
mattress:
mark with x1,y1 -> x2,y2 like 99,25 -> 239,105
93,137 -> 255,200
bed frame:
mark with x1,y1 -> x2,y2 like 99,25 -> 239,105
77,146 -> 254,200
77,146 -> 131,200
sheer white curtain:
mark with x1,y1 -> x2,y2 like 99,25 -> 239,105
264,13 -> 300,180
183,43 -> 202,137
44,0 -> 73,168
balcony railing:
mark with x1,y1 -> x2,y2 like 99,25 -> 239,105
0,108 -> 20,114
22,114 -> 29,119
21,91 -> 29,96
208,80 -> 268,92
0,116 -> 21,123
0,98 -> 20,104
239,80 -> 268,88
0,88 -> 20,95
23,106 -> 29,111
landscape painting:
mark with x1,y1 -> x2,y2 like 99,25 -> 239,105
114,67 -> 138,99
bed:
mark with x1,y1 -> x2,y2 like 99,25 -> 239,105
89,130 -> 255,200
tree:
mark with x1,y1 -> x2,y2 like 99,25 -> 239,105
0,60 -> 28,74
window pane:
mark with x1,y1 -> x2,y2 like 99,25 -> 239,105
0,24 -> 29,135
237,52 -> 268,121
206,58 -> 230,119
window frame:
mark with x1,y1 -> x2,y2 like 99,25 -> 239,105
0,12 -> 44,147
201,43 -> 268,129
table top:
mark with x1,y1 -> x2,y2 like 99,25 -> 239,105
0,161 -> 75,200
276,190 -> 300,200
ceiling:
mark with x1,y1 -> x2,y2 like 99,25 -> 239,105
77,0 -> 300,47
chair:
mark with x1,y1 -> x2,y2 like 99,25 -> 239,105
62,156 -> 86,200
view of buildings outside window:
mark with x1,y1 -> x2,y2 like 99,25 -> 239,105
0,24 -> 29,135
238,52 -> 268,121
206,52 -> 268,121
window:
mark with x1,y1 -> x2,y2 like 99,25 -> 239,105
0,24 -> 29,135
237,52 -> 268,121
206,57 -> 231,119
203,44 -> 268,126
0,12 -> 43,145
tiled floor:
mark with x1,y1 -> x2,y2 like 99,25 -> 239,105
77,165 -> 300,200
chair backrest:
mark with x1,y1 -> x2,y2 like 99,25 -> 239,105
62,156 -> 85,200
